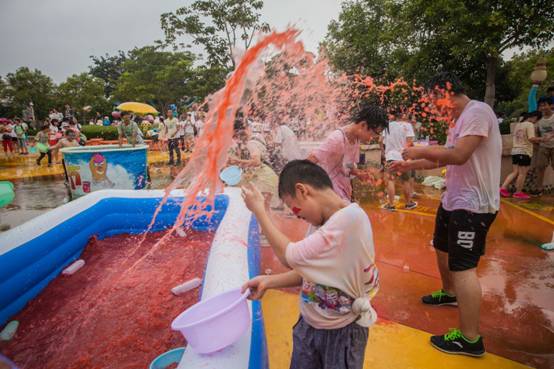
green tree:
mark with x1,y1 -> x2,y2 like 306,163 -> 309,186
400,0 -> 554,106
323,0 -> 401,78
89,51 -> 128,98
113,46 -> 199,112
1,67 -> 56,119
496,48 -> 554,117
56,73 -> 111,121
160,0 -> 269,69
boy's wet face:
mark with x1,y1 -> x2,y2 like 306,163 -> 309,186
357,123 -> 382,143
281,185 -> 324,226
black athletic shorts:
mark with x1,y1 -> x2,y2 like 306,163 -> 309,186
512,154 -> 531,166
432,204 -> 497,271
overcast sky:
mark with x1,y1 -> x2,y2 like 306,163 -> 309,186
0,0 -> 344,82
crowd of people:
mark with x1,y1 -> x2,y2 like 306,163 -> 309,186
0,111 -> 84,166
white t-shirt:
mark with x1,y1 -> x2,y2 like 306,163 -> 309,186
537,113 -> 554,148
6,124 -> 17,138
194,119 -> 204,135
286,203 -> 379,329
177,120 -> 186,137
442,100 -> 501,214
165,117 -> 179,138
382,121 -> 415,161
184,120 -> 195,136
274,125 -> 303,162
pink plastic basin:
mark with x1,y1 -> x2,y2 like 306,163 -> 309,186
171,288 -> 250,354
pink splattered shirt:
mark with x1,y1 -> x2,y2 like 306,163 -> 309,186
312,129 -> 360,201
285,203 -> 379,329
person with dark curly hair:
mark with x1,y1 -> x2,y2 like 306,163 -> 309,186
307,104 -> 388,201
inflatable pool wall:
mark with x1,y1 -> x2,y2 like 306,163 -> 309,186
61,144 -> 148,198
0,188 -> 268,369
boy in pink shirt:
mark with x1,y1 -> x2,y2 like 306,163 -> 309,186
241,160 -> 379,369
308,105 -> 388,201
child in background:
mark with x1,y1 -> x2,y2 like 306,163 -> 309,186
308,105 -> 388,201
48,119 -> 62,164
14,118 -> 29,155
1,122 -> 16,159
500,111 -> 541,199
241,160 -> 379,369
35,124 -> 52,166
382,115 -> 417,210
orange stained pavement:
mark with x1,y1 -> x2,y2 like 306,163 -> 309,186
263,190 -> 554,369
263,290 -> 532,369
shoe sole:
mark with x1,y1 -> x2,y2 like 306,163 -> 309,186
430,341 -> 485,357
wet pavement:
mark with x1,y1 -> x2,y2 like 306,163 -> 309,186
262,190 -> 554,369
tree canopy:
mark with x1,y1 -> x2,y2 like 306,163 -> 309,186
324,0 -> 554,107
161,0 -> 269,69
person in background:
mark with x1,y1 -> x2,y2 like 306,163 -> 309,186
194,111 -> 204,136
177,112 -> 186,152
381,113 -> 417,211
14,118 -> 29,155
1,121 -> 16,159
500,111 -> 542,199
35,124 -> 52,166
229,117 -> 279,210
165,109 -> 181,166
117,111 -> 144,147
183,112 -> 196,152
64,104 -> 73,119
532,97 -> 554,196
274,123 -> 304,162
307,104 -> 388,201
103,116 -> 111,126
48,119 -> 62,164
50,129 -> 80,150
158,117 -> 168,152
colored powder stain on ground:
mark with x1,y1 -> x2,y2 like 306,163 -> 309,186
0,230 -> 213,369
261,187 -> 554,369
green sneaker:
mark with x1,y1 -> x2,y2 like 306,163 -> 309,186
421,289 -> 458,306
430,328 -> 485,357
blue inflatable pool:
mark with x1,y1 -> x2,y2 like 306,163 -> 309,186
0,188 -> 267,369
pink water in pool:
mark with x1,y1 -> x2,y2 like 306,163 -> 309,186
0,230 -> 213,369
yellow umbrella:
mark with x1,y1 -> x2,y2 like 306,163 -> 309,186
116,102 -> 158,115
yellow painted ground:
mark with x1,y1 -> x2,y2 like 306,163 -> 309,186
0,151 -> 173,181
262,290 -> 531,369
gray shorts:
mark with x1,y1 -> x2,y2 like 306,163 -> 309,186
290,317 -> 368,369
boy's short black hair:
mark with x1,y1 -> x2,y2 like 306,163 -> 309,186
538,96 -> 553,106
523,111 -> 542,120
426,72 -> 465,95
278,160 -> 333,198
353,104 -> 388,131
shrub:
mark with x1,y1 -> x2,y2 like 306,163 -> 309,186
81,125 -> 119,140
